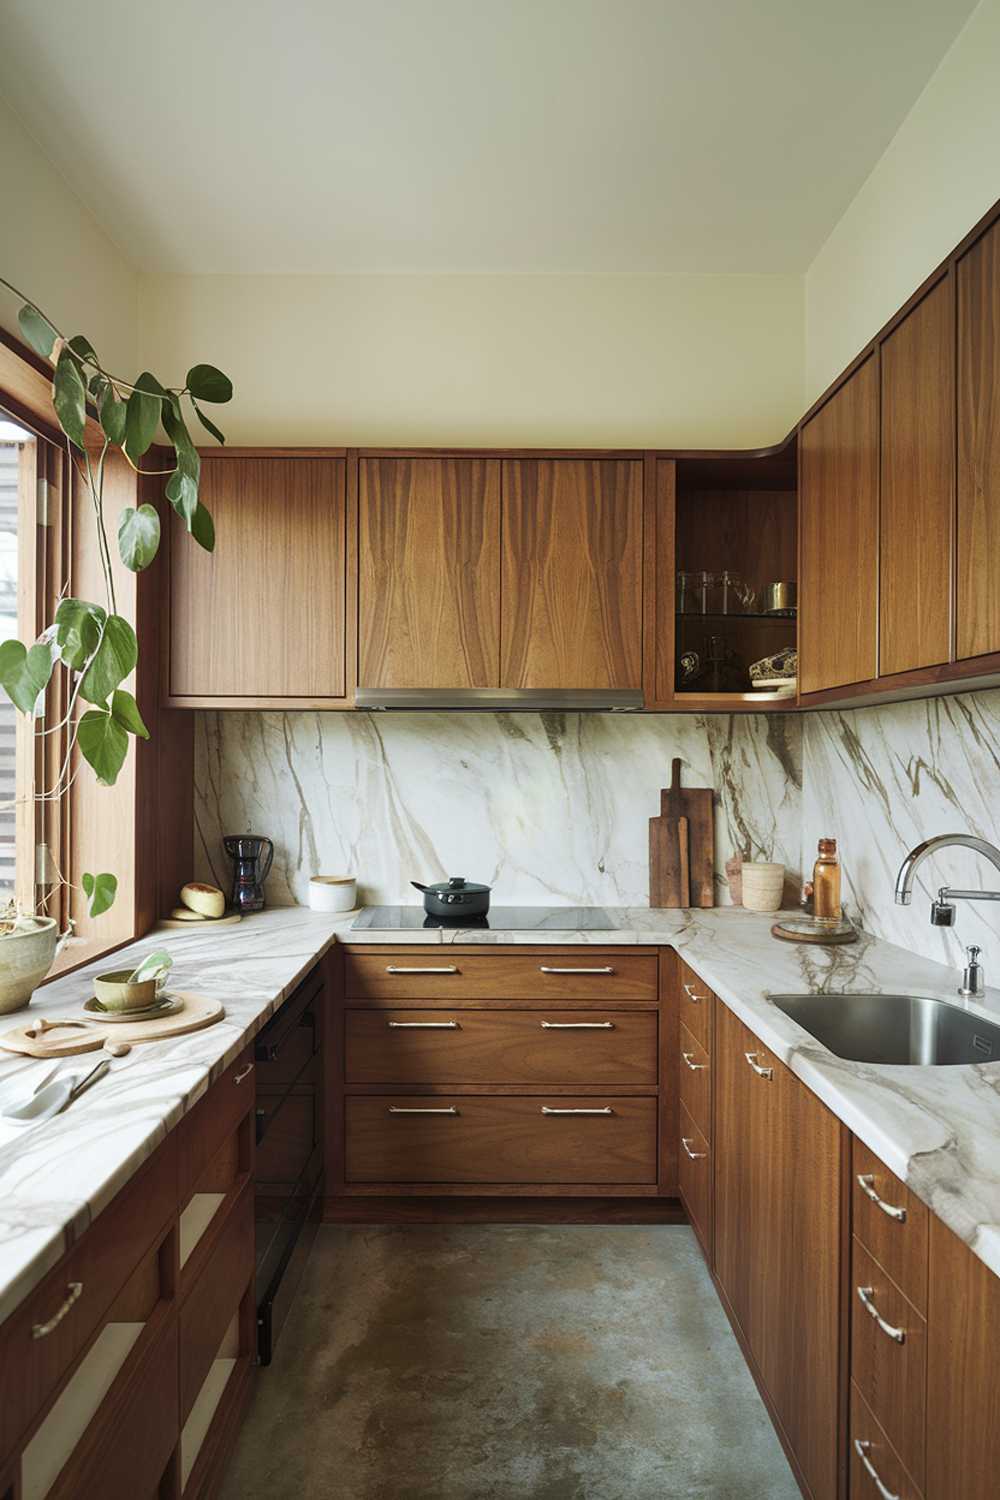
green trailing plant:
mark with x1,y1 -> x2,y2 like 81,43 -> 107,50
0,278 -> 232,918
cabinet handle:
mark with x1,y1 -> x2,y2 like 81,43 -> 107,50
853,1439 -> 900,1500
541,1106 -> 614,1116
744,1051 -> 773,1079
32,1282 -> 83,1339
856,1173 -> 907,1222
540,1020 -> 615,1030
234,1063 -> 254,1084
681,1050 -> 707,1071
682,982 -> 706,1002
387,1105 -> 459,1115
539,966 -> 615,975
681,1136 -> 707,1160
387,1020 -> 460,1029
856,1286 -> 906,1344
385,965 -> 458,975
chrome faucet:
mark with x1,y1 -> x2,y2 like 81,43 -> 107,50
894,833 -> 1000,996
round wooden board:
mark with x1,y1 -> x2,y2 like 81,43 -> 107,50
0,993 -> 226,1057
771,921 -> 859,946
157,912 -> 242,931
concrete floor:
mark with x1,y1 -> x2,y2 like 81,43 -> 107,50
221,1224 -> 800,1500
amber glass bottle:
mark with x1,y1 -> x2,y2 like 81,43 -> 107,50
813,838 -> 841,925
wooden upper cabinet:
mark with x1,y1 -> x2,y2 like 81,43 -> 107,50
958,217 -> 1000,661
799,356 -> 879,694
168,455 -> 348,703
359,457 -> 500,689
880,276 -> 955,676
500,458 -> 643,690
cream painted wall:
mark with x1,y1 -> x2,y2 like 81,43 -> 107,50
0,96 -> 137,377
805,0 -> 1000,405
138,272 -> 803,449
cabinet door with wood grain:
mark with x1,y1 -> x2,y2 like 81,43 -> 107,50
500,458 -> 643,690
958,217 -> 1000,661
714,1002 -> 771,1352
359,456 -> 500,689
880,275 -> 955,676
168,455 -> 348,703
799,357 -> 879,694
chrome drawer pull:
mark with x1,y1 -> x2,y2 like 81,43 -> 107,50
539,966 -> 615,975
681,1050 -> 707,1071
387,1106 -> 459,1115
682,982 -> 706,1002
387,1020 -> 460,1029
540,1021 -> 615,1030
744,1051 -> 773,1080
856,1286 -> 906,1344
234,1063 -> 254,1084
32,1282 -> 83,1339
385,965 -> 459,975
541,1106 -> 614,1115
681,1136 -> 707,1160
856,1173 -> 907,1222
853,1439 -> 899,1500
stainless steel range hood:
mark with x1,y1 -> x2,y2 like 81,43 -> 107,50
354,687 -> 644,712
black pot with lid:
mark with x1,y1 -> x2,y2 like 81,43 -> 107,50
411,876 -> 491,920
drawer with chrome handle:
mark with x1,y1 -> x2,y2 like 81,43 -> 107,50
682,981 -> 707,1003
344,951 -> 657,999
540,1020 -> 614,1029
744,1050 -> 773,1079
678,959 -> 712,1047
541,1105 -> 614,1116
857,1173 -> 906,1221
681,1050 -> 706,1070
852,1139 -> 928,1316
854,1440 -> 900,1500
851,1239 -> 926,1487
388,1105 -> 459,1114
31,1281 -> 84,1340
387,1019 -> 460,1029
681,1136 -> 707,1160
539,965 -> 615,975
679,1020 -> 711,1139
385,965 -> 459,975
856,1284 -> 907,1343
849,1384 -> 920,1500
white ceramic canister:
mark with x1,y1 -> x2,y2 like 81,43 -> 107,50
309,875 -> 357,912
740,862 -> 785,913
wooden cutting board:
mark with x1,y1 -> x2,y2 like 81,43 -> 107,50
0,994 -> 225,1058
650,758 -> 715,908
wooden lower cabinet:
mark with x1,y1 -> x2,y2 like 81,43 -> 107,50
713,1000 -> 844,1500
677,1103 -> 711,1256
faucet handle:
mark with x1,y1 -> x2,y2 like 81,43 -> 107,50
966,944 -> 982,962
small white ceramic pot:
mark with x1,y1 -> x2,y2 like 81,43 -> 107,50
309,875 -> 357,913
741,862 -> 785,913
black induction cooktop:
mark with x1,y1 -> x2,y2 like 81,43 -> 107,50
351,906 -> 617,931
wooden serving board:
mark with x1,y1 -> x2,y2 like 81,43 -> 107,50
158,912 -> 242,931
649,811 -> 690,907
0,994 -> 225,1058
650,758 -> 715,908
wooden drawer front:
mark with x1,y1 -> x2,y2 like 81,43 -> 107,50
346,1096 -> 657,1184
344,951 -> 657,1001
852,1137 -> 928,1316
850,1383 -> 922,1500
180,1183 -> 254,1422
677,1021 -> 711,1139
0,1137 -> 176,1464
678,1103 -> 711,1256
851,1239 -> 926,1489
677,958 -> 712,1049
179,1046 -> 255,1204
345,1008 -> 657,1085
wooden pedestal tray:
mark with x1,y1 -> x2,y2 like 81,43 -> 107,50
0,993 -> 225,1058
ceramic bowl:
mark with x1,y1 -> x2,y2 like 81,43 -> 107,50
92,968 -> 164,1013
0,916 -> 67,1014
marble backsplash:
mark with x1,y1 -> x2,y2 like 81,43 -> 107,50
194,710 -> 802,910
801,688 -> 1000,969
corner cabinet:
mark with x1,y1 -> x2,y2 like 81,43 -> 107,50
165,453 -> 352,708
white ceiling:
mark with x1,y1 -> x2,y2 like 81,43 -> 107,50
0,0 -> 977,274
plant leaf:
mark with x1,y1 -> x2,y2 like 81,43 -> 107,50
186,364 -> 232,403
100,384 -> 127,446
161,395 -> 200,480
80,614 -> 138,705
165,468 -> 199,528
88,373 -> 107,398
18,304 -> 57,359
52,348 -> 87,449
190,502 -> 215,552
54,597 -> 105,672
67,334 -> 97,365
111,687 -> 149,739
128,948 -> 172,984
0,640 -> 54,715
191,400 -> 226,446
124,372 -> 165,462
77,708 -> 128,786
118,504 -> 160,571
81,871 -> 118,917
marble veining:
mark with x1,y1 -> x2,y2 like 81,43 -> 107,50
802,687 -> 1000,969
194,710 -> 802,909
1,907 -> 1000,1330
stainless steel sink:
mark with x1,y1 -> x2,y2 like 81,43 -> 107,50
770,991 -> 1000,1066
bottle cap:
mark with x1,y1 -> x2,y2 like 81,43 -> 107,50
818,837 -> 837,854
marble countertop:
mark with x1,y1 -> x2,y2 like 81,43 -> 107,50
0,903 -> 998,1328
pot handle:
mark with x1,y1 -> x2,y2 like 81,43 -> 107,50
410,882 -> 428,893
